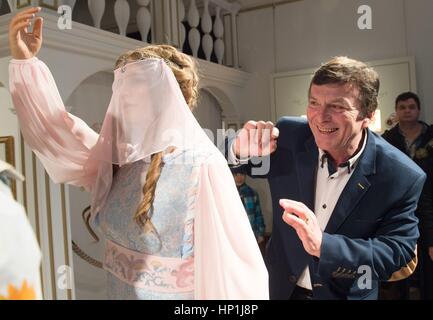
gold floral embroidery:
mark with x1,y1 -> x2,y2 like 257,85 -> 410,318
414,138 -> 433,160
0,280 -> 37,300
415,148 -> 429,160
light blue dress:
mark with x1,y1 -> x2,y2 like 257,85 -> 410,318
95,149 -> 212,300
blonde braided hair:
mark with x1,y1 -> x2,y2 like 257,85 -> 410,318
115,44 -> 199,109
114,45 -> 199,233
134,152 -> 163,233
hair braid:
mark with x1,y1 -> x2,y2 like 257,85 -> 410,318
134,152 -> 164,233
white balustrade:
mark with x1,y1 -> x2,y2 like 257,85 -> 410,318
2,0 -> 240,68
184,0 -> 239,67
6,0 -> 77,14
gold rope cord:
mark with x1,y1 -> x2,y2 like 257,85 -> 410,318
70,206 -> 103,269
71,240 -> 103,269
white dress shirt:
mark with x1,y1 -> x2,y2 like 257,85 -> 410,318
296,132 -> 367,289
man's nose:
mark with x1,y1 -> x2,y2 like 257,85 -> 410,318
318,106 -> 333,120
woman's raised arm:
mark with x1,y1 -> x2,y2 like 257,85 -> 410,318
8,8 -> 99,190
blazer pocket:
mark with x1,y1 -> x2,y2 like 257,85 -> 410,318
353,217 -> 384,223
352,218 -> 384,232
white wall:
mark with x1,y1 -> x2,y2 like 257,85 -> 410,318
405,0 -> 433,123
238,7 -> 275,121
237,0 -> 433,123
236,0 -> 433,232
275,0 -> 407,71
194,89 -> 223,143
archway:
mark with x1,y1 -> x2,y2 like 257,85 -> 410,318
200,86 -> 239,121
194,89 -> 223,145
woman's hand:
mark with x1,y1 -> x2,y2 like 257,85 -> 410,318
9,7 -> 43,60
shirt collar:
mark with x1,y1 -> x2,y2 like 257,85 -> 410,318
318,129 -> 368,176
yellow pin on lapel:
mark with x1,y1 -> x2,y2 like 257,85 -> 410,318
357,183 -> 365,190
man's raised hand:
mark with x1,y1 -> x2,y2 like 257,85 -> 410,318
233,120 -> 279,158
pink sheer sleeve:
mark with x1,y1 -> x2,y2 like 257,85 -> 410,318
9,57 -> 99,190
194,153 -> 269,299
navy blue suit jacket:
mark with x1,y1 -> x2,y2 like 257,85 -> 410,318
229,117 -> 426,299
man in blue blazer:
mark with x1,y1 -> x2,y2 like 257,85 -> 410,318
226,57 -> 426,299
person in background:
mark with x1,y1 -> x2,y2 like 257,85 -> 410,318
231,166 -> 266,244
0,159 -> 42,300
382,91 -> 433,299
383,92 -> 432,159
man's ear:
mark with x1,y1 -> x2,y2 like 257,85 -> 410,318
361,118 -> 371,129
364,109 -> 381,130
361,111 -> 375,129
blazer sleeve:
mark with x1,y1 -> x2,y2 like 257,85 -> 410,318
221,116 -> 304,179
317,173 -> 425,282
9,57 -> 99,190
193,153 -> 269,299
223,135 -> 265,178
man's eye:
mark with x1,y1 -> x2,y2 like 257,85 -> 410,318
310,101 -> 318,106
332,105 -> 345,111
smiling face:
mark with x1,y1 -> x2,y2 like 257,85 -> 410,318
307,83 -> 372,164
395,98 -> 420,124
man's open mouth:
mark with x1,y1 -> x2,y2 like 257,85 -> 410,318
317,126 -> 338,134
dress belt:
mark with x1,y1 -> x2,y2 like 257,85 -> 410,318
103,239 -> 194,293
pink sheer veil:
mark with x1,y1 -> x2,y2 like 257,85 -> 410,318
84,57 -> 217,219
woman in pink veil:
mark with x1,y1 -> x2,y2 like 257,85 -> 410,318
8,7 -> 268,299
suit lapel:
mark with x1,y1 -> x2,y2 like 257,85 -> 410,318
324,171 -> 371,234
325,130 -> 377,234
295,136 -> 318,211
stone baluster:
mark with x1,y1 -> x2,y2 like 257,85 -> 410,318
201,0 -> 213,61
179,0 -> 186,49
187,0 -> 200,57
88,0 -> 106,29
230,10 -> 239,68
114,0 -> 130,36
136,0 -> 152,42
213,5 -> 224,64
